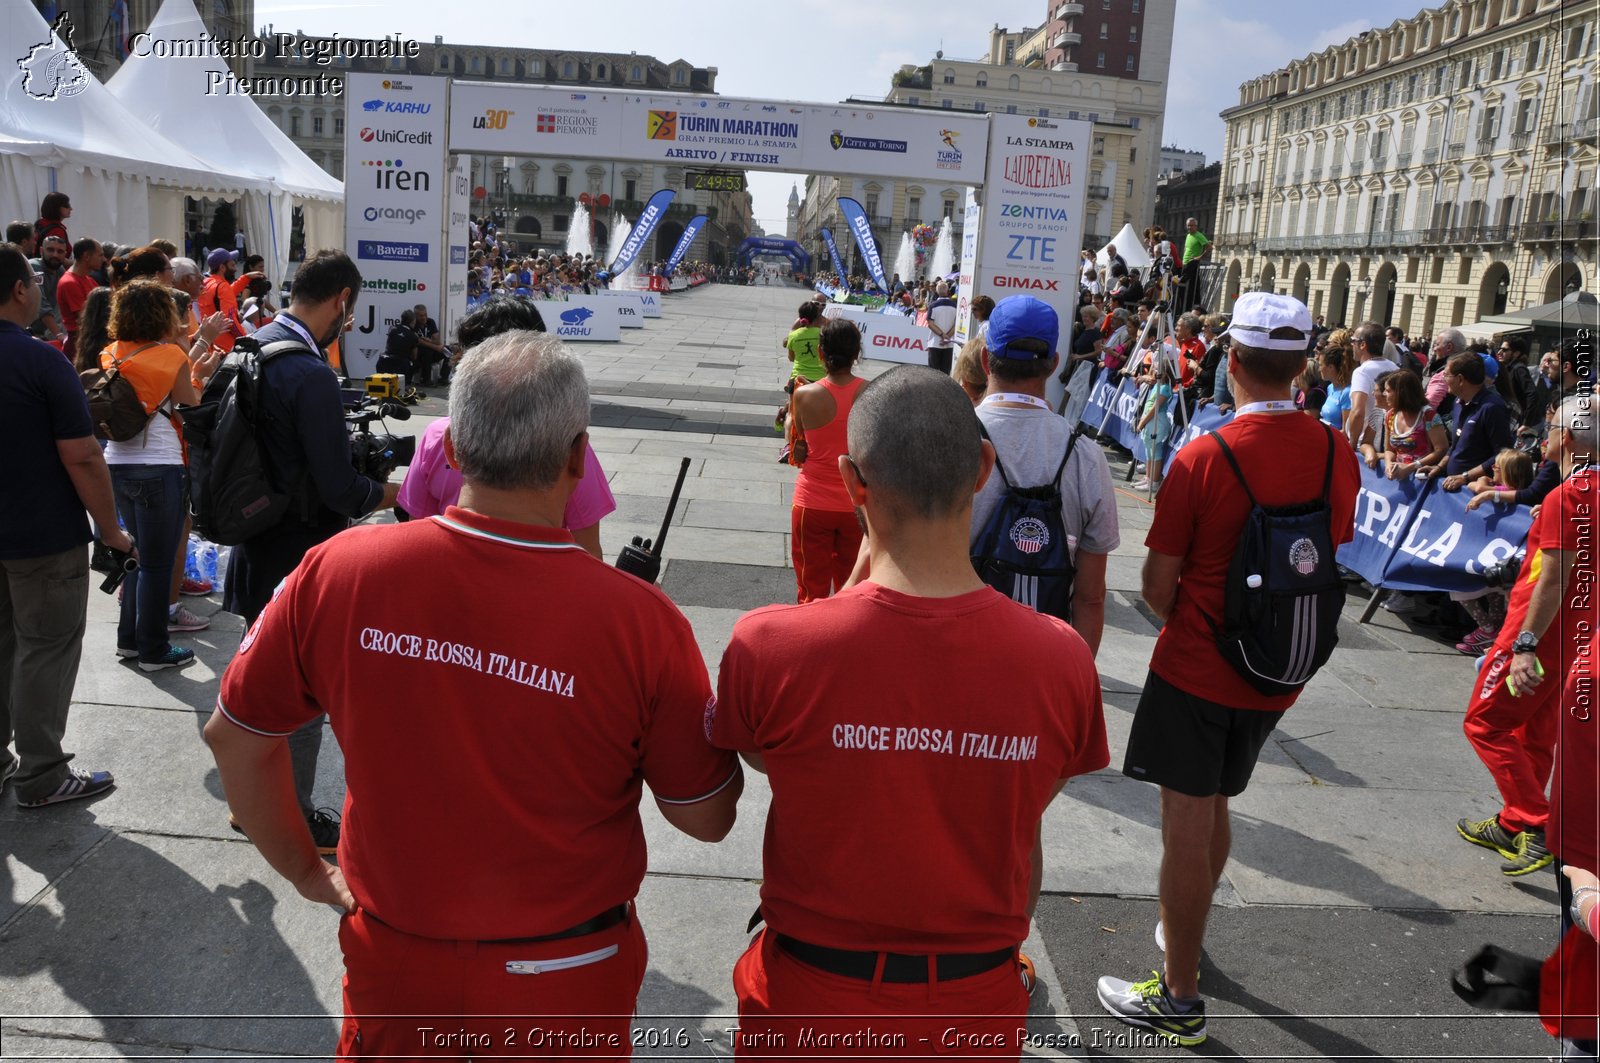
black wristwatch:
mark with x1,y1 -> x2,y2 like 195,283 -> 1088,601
1512,632 -> 1539,655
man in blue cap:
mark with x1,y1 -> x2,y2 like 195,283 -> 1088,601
971,295 -> 1118,657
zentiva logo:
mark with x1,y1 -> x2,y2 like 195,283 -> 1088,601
471,109 -> 513,130
993,276 -> 1060,290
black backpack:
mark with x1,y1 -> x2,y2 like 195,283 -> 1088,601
1207,421 -> 1345,695
971,429 -> 1080,621
180,338 -> 311,546
81,342 -> 163,442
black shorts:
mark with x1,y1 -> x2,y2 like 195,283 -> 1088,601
1122,670 -> 1284,798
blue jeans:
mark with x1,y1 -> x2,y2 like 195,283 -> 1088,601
110,464 -> 186,661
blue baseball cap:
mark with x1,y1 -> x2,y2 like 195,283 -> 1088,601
985,295 -> 1059,360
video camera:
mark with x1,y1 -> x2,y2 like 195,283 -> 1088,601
343,395 -> 416,483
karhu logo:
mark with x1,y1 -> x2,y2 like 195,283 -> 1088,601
560,307 -> 594,325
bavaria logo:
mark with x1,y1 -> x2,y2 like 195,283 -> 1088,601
357,240 -> 428,263
560,307 -> 594,325
1009,517 -> 1050,555
1289,537 -> 1319,576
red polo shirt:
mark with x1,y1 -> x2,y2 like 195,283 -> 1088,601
218,507 -> 737,940
712,583 -> 1108,952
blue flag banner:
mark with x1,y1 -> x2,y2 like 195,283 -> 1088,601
1161,402 -> 1234,475
610,189 -> 677,276
820,228 -> 847,281
837,197 -> 888,292
664,214 -> 707,276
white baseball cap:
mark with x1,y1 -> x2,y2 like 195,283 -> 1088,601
1220,292 -> 1314,352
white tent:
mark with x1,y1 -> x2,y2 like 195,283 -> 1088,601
0,0 -> 264,245
106,0 -> 344,282
1095,222 -> 1154,272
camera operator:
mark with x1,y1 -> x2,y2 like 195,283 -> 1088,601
222,249 -> 399,853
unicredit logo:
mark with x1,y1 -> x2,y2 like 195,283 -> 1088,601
360,127 -> 433,144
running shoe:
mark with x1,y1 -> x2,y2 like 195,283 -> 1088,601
1456,627 -> 1496,655
17,767 -> 115,808
1130,479 -> 1153,491
230,808 -> 341,856
139,646 -> 196,673
1458,815 -> 1522,859
1381,591 -> 1421,614
1096,971 -> 1207,1047
1018,952 -> 1038,996
168,606 -> 211,633
115,645 -> 138,659
1155,919 -> 1165,952
1502,830 -> 1555,877
180,577 -> 213,596
0,758 -> 18,795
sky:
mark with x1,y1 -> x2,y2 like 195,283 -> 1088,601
256,0 -> 1426,230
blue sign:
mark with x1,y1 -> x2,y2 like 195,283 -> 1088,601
820,227 -> 847,281
560,307 -> 594,326
357,239 -> 428,263
449,245 -> 466,265
610,189 -> 677,276
838,196 -> 887,291
665,214 -> 709,275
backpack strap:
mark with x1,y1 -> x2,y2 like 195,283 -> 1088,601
1319,420 -> 1336,497
976,422 -> 1016,492
1208,430 -> 1260,509
109,341 -> 164,370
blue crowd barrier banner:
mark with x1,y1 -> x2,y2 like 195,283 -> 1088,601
1162,402 -> 1234,475
1349,469 -> 1533,593
1076,369 -> 1146,453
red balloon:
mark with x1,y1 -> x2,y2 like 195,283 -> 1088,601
579,192 -> 592,205
472,186 -> 487,199
598,194 -> 611,207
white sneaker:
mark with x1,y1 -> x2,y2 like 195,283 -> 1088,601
168,605 -> 211,633
1155,919 -> 1165,952
1381,591 -> 1420,614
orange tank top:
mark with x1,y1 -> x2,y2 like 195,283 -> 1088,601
792,376 -> 865,513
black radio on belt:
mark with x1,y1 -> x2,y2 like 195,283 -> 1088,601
615,457 -> 690,585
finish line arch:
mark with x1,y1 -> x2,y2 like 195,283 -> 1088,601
737,236 -> 810,273
343,72 -> 1089,404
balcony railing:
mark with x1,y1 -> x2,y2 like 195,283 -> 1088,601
1308,167 -> 1322,181
1423,147 -> 1439,162
1396,151 -> 1413,166
1055,0 -> 1084,16
1052,61 -> 1078,72
1087,184 -> 1111,199
506,193 -> 574,208
1446,142 -> 1466,158
1274,173 -> 1288,186
1328,162 -> 1343,178
1248,180 -> 1263,194
1511,131 -> 1532,150
1576,118 -> 1600,140
1053,30 -> 1081,47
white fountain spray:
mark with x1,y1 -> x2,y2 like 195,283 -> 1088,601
928,221 -> 955,282
892,232 -> 914,286
566,202 -> 593,259
608,213 -> 643,289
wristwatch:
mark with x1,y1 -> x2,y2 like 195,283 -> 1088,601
1512,632 -> 1539,655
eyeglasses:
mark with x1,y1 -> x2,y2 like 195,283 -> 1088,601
843,455 -> 868,487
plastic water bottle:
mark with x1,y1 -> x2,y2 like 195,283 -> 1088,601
199,541 -> 219,585
214,545 -> 230,589
185,534 -> 204,583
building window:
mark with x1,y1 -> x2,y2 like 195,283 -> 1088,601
943,200 -> 955,219
556,175 -> 568,197
943,69 -> 955,84
1132,0 -> 1140,10
1490,49 -> 1504,81
312,115 -> 323,135
334,116 -> 343,136
973,100 -> 985,112
553,214 -> 569,232
1526,37 -> 1542,70
976,72 -> 987,88
674,67 -> 687,84
1093,136 -> 1105,155
1100,22 -> 1109,39
1125,180 -> 1133,197
908,196 -> 921,220
290,114 -> 301,137
472,56 -> 483,73
596,63 -> 607,79
528,59 -> 542,76
942,99 -> 953,109
1129,147 -> 1136,161
1567,24 -> 1590,62
1097,51 -> 1106,68
1006,104 -> 1017,114
564,60 -> 576,78
625,179 -> 637,201
908,96 -> 919,106
1125,55 -> 1136,71
1129,26 -> 1138,42
437,53 -> 449,71
1038,107 -> 1048,118
631,64 -> 643,80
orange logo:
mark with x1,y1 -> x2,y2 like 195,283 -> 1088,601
647,110 -> 678,140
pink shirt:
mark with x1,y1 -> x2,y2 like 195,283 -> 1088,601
397,418 -> 616,530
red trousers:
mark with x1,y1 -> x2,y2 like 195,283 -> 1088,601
1467,645 -> 1563,833
792,507 -> 862,604
731,928 -> 1029,1059
336,905 -> 647,1061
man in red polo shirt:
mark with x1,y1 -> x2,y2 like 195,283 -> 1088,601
713,366 -> 1109,1057
1097,292 -> 1360,1046
53,238 -> 101,363
1460,394 -> 1600,876
206,330 -> 742,1061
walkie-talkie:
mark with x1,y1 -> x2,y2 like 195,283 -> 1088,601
616,457 -> 690,584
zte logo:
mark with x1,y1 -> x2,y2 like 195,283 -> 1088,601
472,109 -> 513,130
993,276 -> 1060,290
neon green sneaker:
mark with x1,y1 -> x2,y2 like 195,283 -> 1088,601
1096,970 -> 1207,1047
1501,829 -> 1555,877
1458,815 -> 1521,859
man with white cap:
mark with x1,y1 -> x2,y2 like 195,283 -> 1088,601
1097,292 -> 1361,1046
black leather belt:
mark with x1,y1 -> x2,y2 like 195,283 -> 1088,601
775,934 -> 1013,984
484,904 -> 630,945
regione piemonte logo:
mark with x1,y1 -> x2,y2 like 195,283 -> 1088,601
16,13 -> 90,101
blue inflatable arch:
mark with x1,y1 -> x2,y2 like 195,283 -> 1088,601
736,236 -> 811,273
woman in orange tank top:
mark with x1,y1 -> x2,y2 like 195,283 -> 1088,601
790,318 -> 867,603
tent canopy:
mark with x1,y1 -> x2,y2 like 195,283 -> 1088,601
105,0 -> 342,203
1480,290 -> 1599,333
1096,222 -> 1153,271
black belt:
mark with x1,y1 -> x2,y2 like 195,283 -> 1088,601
485,903 -> 630,944
775,934 -> 1013,984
